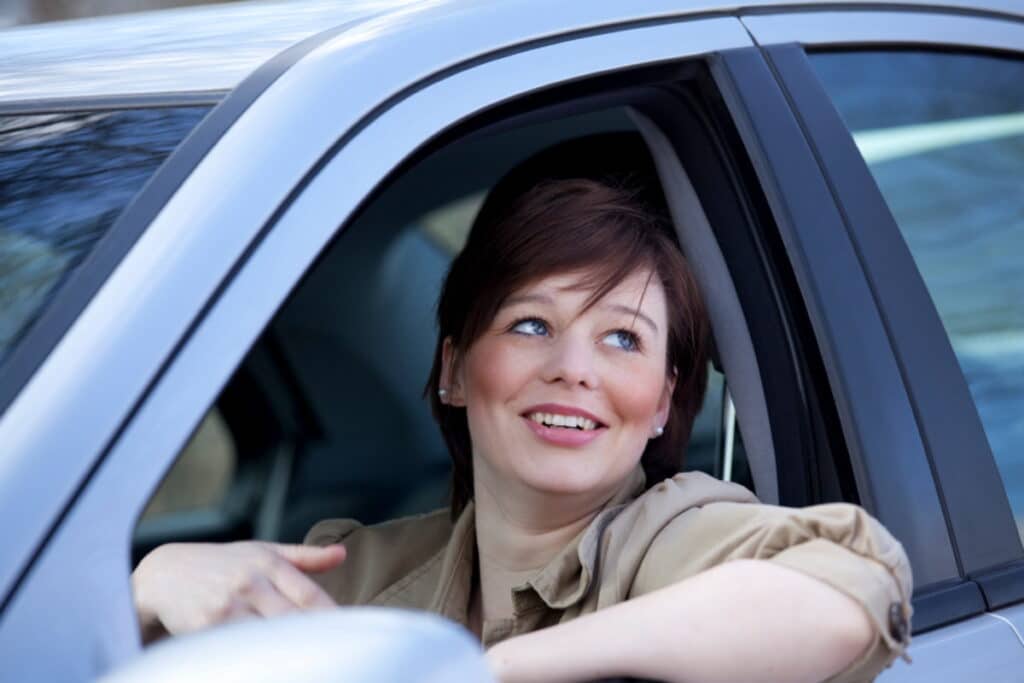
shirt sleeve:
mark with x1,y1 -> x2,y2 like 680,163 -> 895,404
630,500 -> 913,683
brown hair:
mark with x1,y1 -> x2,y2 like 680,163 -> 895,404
426,139 -> 710,517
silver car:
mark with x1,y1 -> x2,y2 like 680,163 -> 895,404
1,0 -> 1023,680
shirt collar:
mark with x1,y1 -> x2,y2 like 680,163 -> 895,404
519,466 -> 646,610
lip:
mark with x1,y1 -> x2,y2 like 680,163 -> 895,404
520,403 -> 609,448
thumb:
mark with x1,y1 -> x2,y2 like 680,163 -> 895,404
270,543 -> 346,572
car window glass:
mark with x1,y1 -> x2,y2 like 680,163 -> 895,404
812,50 -> 1024,542
0,107 -> 210,369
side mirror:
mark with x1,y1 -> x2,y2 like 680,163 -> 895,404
101,608 -> 495,683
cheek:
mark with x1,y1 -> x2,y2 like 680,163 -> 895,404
606,361 -> 667,425
462,338 -> 533,413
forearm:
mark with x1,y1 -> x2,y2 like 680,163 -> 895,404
487,559 -> 873,683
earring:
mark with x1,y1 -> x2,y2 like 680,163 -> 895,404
437,388 -> 448,401
653,426 -> 664,438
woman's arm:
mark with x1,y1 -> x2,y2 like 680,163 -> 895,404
486,559 -> 873,683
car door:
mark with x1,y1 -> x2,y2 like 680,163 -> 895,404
0,8 -> 764,681
741,4 -> 1024,680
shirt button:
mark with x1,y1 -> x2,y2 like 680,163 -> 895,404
888,602 -> 909,644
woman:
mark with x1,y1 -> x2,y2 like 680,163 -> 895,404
133,141 -> 912,682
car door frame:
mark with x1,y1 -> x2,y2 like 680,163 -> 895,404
740,0 -> 1024,641
0,14 -> 761,681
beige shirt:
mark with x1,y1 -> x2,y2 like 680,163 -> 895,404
305,469 -> 912,682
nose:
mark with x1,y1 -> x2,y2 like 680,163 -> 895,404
541,331 -> 599,390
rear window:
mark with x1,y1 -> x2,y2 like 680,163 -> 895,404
0,106 -> 210,367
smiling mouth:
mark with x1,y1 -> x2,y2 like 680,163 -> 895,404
524,411 -> 603,431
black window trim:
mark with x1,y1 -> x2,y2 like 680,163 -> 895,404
714,46 -> 977,632
763,42 -> 1024,613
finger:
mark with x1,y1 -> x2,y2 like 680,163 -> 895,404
267,560 -> 337,610
238,574 -> 296,618
270,543 -> 346,573
217,598 -> 261,626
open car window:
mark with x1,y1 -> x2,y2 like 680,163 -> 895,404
137,106 -> 755,557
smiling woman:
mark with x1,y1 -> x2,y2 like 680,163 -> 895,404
132,137 -> 912,683
430,174 -> 708,519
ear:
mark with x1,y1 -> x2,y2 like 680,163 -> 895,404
441,337 -> 467,407
654,366 -> 677,431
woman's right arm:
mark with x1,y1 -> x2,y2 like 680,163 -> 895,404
131,541 -> 345,643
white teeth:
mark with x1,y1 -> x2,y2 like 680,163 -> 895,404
527,412 -> 599,431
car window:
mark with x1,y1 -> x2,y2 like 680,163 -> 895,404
0,106 -> 210,369
811,50 -> 1024,543
136,108 -> 753,557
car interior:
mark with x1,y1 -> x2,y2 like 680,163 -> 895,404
131,66 -> 854,566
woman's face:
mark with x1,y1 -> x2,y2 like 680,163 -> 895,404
445,268 -> 675,503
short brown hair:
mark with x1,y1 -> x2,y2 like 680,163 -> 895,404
427,143 -> 710,517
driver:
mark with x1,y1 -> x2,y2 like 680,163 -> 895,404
133,144 -> 911,683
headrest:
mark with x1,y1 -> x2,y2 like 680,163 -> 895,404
471,132 -> 672,236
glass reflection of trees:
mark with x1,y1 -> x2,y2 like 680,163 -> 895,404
0,106 -> 208,363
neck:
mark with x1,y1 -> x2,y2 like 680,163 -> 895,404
469,457 -> 622,624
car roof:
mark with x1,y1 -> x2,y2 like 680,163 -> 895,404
0,0 -> 1020,105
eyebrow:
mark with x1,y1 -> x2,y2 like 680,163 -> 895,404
602,303 -> 659,334
503,294 -> 659,334
503,293 -> 552,307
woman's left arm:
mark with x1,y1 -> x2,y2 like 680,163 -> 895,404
486,558 -> 872,683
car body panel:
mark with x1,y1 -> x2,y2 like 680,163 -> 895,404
993,602 -> 1024,646
878,613 -> 1024,682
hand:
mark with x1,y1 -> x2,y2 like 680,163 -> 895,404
486,638 -> 527,683
486,641 -> 511,683
131,540 -> 345,641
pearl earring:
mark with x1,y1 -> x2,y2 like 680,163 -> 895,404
438,388 -> 448,401
653,426 -> 664,438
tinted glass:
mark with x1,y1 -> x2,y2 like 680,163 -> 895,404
0,106 -> 209,367
812,51 -> 1024,541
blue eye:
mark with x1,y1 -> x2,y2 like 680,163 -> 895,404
603,330 -> 640,352
511,318 -> 549,336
